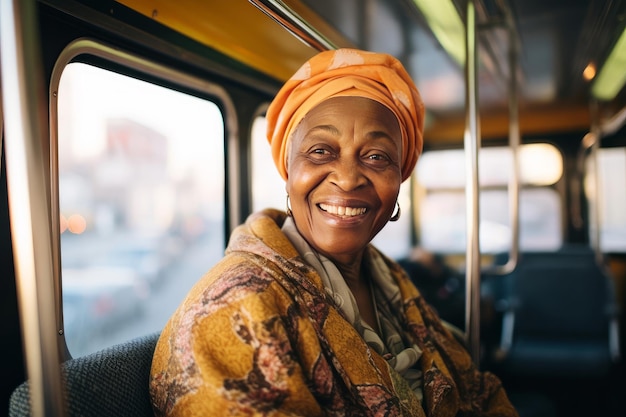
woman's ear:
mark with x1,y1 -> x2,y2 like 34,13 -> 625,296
284,140 -> 292,172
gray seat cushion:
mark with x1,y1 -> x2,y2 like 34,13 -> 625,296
9,332 -> 159,417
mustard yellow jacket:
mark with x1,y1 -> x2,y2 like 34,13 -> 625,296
150,209 -> 518,417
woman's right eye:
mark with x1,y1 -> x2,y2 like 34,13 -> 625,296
307,147 -> 335,162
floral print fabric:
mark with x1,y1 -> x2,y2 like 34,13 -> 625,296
150,209 -> 518,417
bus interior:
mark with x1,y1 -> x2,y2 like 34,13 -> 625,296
1,0 -> 626,416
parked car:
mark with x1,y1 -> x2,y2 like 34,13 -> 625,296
62,266 -> 149,356
93,237 -> 171,288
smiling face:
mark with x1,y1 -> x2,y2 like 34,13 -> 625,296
286,96 -> 403,266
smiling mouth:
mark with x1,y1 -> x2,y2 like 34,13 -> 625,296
318,203 -> 367,217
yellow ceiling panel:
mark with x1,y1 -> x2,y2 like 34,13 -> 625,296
115,0 -> 354,81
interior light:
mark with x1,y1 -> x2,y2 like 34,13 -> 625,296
412,0 -> 465,67
592,26 -> 626,100
583,62 -> 596,82
519,143 -> 563,186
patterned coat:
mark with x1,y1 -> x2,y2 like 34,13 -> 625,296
150,209 -> 518,417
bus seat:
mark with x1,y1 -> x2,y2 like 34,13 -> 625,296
492,246 -> 621,378
9,332 -> 160,417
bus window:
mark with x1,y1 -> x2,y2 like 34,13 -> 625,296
251,115 -> 413,259
57,63 -> 225,357
586,147 -> 626,252
415,144 -> 563,253
251,115 -> 284,212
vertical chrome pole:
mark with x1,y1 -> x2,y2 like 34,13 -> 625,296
589,99 -> 603,264
463,0 -> 481,366
483,4 -> 520,276
0,0 -> 65,416
506,18 -> 520,273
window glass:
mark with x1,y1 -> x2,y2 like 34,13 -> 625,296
416,144 -> 563,253
417,143 -> 563,188
251,116 -> 285,211
586,147 -> 626,251
418,188 -> 561,253
251,115 -> 412,259
58,63 -> 225,356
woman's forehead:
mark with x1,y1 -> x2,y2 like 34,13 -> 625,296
303,96 -> 400,129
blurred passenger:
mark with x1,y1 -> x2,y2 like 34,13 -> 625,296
398,247 -> 466,330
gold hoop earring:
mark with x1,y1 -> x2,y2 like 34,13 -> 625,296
286,194 -> 293,217
390,201 -> 401,222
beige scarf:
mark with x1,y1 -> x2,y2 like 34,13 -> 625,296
282,217 -> 424,401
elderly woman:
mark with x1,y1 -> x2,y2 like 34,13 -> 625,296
150,49 -> 518,417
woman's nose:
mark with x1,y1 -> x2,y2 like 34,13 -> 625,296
329,157 -> 368,191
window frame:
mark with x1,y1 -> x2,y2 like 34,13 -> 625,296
50,38 -> 238,358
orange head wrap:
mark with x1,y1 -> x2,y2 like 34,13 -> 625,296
266,48 -> 424,182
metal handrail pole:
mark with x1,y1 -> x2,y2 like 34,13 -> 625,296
0,0 -> 65,416
463,0 -> 482,366
589,100 -> 603,264
486,2 -> 520,275
248,0 -> 337,51
506,21 -> 520,273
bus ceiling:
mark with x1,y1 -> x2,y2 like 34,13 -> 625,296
115,0 -> 626,145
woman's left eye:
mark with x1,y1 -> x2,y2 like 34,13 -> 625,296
366,153 -> 388,162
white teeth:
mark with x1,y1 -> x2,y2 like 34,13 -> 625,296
319,203 -> 366,216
